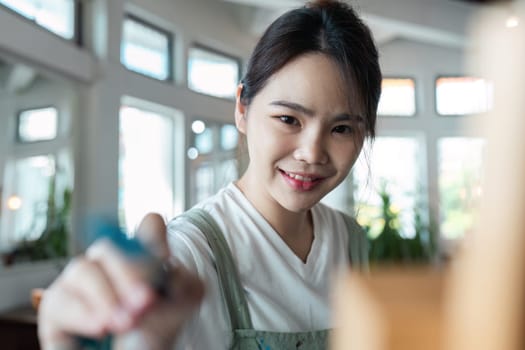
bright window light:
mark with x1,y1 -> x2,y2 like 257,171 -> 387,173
191,120 -> 206,134
0,0 -> 76,39
353,137 -> 423,238
439,137 -> 486,239
195,163 -> 215,204
188,46 -> 239,99
121,16 -> 172,81
17,107 -> 58,142
6,195 -> 23,211
220,124 -> 238,150
195,127 -> 214,154
187,147 -> 199,160
2,155 -> 55,244
436,77 -> 493,115
377,78 -> 416,117
119,106 -> 175,233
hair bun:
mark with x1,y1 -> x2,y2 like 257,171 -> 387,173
306,0 -> 344,10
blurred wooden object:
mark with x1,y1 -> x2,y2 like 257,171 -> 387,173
444,2 -> 525,350
331,2 -> 525,349
331,268 -> 445,350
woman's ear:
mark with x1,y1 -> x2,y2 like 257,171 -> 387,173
235,83 -> 247,135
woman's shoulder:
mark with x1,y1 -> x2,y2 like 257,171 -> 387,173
170,182 -> 236,220
166,183 -> 241,245
165,183 -> 250,274
313,202 -> 359,226
313,202 -> 366,242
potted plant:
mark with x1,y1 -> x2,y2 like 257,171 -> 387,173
362,185 -> 437,265
2,174 -> 71,266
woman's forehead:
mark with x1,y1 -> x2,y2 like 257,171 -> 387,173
255,53 -> 365,116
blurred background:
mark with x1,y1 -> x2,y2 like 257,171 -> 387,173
0,0 -> 518,314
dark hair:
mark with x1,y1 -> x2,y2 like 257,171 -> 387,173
240,0 -> 381,138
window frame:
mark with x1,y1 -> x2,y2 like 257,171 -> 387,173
188,117 -> 239,206
15,105 -> 59,144
0,0 -> 81,44
377,76 -> 418,118
74,0 -> 83,46
121,13 -> 175,82
187,43 -> 242,100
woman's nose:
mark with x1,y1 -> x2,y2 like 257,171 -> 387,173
292,132 -> 329,165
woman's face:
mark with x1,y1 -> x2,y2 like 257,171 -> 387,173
236,53 -> 365,214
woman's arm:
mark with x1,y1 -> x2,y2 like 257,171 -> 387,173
37,214 -> 205,350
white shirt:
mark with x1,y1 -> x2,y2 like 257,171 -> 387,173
167,183 -> 350,350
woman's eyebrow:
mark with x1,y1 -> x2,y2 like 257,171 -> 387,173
270,100 -> 364,122
333,114 -> 365,123
269,100 -> 315,116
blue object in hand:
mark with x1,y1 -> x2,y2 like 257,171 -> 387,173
77,217 -> 168,349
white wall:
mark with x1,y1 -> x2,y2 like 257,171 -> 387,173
0,0 -> 257,311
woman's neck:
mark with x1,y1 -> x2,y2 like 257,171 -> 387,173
235,176 -> 314,262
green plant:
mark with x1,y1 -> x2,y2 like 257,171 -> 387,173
363,186 -> 437,265
2,174 -> 71,265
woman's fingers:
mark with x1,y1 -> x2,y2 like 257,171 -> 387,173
60,257 -> 120,326
86,239 -> 155,316
38,258 -> 118,347
115,265 -> 205,349
136,213 -> 170,261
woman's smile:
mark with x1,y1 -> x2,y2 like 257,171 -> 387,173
278,169 -> 327,192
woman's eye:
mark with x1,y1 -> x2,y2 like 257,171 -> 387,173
279,115 -> 299,125
333,125 -> 353,134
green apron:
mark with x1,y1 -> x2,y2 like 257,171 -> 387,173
180,208 -> 368,350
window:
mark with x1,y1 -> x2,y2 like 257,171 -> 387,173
1,155 -> 54,245
195,127 -> 214,154
119,105 -> 181,233
438,137 -> 485,239
194,162 -> 215,205
0,63 -> 74,261
0,0 -> 77,40
436,77 -> 493,115
188,120 -> 239,205
377,78 -> 416,117
0,150 -> 72,251
17,106 -> 58,142
353,137 -> 424,238
121,15 -> 172,81
188,46 -> 240,99
220,124 -> 239,151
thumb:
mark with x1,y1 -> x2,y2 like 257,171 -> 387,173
136,213 -> 170,261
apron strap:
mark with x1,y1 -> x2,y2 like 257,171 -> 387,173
177,209 -> 367,333
178,208 -> 254,330
341,213 -> 370,272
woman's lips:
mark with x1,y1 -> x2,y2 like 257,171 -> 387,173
279,169 -> 326,191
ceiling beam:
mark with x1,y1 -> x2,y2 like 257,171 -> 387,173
223,0 -> 479,48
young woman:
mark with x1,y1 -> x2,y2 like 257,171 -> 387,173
38,1 -> 381,349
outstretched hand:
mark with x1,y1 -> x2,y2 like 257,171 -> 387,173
38,213 -> 205,350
